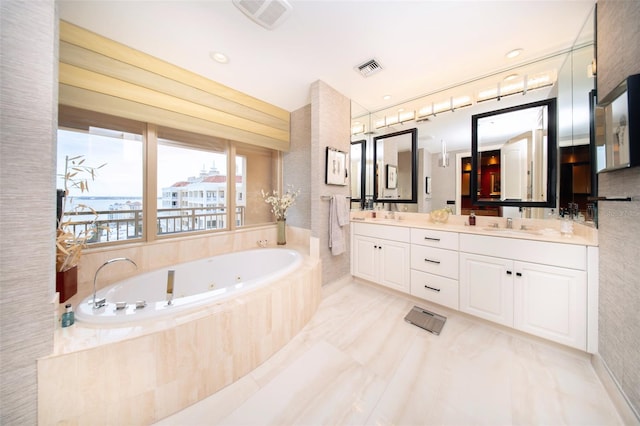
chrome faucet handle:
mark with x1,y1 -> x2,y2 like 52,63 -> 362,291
92,297 -> 107,309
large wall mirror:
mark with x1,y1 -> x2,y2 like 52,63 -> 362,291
351,7 -> 595,216
471,98 -> 557,207
350,140 -> 366,208
373,128 -> 417,203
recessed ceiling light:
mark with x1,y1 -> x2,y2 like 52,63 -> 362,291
210,51 -> 229,64
383,95 -> 392,100
503,73 -> 519,81
506,48 -> 523,59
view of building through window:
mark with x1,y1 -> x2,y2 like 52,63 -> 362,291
157,140 -> 233,233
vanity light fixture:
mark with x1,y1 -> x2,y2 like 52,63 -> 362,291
477,71 -> 555,102
417,104 -> 433,118
398,110 -> 416,123
351,122 -> 365,135
385,115 -> 399,126
451,95 -> 472,110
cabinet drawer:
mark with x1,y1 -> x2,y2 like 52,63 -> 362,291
353,222 -> 410,243
411,228 -> 458,250
459,233 -> 586,270
410,270 -> 459,310
411,245 -> 458,279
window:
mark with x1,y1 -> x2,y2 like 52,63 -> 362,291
157,134 -> 228,234
58,107 -> 279,246
57,123 -> 144,244
236,143 -> 279,227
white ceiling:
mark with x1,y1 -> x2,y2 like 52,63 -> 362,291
58,0 -> 596,152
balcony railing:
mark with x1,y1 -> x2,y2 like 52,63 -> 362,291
62,206 -> 245,243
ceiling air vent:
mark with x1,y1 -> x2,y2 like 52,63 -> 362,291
233,0 -> 293,30
356,59 -> 383,77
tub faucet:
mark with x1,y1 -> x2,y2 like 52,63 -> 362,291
92,257 -> 137,309
166,270 -> 175,306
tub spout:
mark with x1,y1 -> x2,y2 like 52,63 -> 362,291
166,270 -> 175,306
92,257 -> 137,309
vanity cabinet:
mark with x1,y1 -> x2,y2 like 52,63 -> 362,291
514,261 -> 586,349
459,234 -> 588,350
352,223 -> 410,292
459,253 -> 513,327
410,229 -> 459,309
350,220 -> 595,352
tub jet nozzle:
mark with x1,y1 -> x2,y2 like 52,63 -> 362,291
166,270 -> 175,306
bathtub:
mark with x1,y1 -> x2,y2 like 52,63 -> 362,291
75,248 -> 303,325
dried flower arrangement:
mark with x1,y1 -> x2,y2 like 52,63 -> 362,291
56,155 -> 106,272
261,185 -> 301,221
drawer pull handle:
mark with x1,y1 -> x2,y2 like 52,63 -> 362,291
506,270 -> 512,275
424,237 -> 441,242
424,258 -> 441,264
424,285 -> 441,292
516,272 -> 522,277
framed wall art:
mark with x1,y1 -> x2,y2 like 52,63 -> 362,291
325,147 -> 348,185
386,164 -> 397,189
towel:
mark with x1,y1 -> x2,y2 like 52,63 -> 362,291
329,195 -> 349,255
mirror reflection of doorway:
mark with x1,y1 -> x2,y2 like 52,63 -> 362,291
459,153 -> 502,216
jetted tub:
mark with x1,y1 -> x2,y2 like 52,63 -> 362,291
75,248 -> 303,324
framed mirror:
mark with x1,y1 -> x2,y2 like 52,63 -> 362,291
471,98 -> 557,207
373,128 -> 418,203
350,140 -> 366,209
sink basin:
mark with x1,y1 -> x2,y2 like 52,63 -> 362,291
481,227 -> 542,236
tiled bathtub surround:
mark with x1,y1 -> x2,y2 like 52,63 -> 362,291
38,227 -> 321,424
38,255 -> 321,424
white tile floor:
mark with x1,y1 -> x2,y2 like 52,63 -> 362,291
155,277 -> 622,425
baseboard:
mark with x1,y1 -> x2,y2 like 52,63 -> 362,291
591,353 -> 640,425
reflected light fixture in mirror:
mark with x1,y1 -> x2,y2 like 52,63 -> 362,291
438,140 -> 450,167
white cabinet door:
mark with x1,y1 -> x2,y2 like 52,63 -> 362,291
514,261 -> 587,350
379,239 -> 410,292
353,234 -> 409,293
460,252 -> 514,327
352,235 -> 378,283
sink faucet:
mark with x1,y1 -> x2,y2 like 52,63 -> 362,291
92,257 -> 137,309
506,218 -> 513,229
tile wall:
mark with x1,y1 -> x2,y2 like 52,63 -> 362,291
596,0 -> 640,421
0,1 -> 57,423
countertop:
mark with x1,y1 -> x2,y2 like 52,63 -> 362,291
350,212 -> 598,246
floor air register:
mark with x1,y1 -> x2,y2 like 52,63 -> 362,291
404,306 -> 446,335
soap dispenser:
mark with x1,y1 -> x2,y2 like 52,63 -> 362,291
469,211 -> 476,226
61,303 -> 74,328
